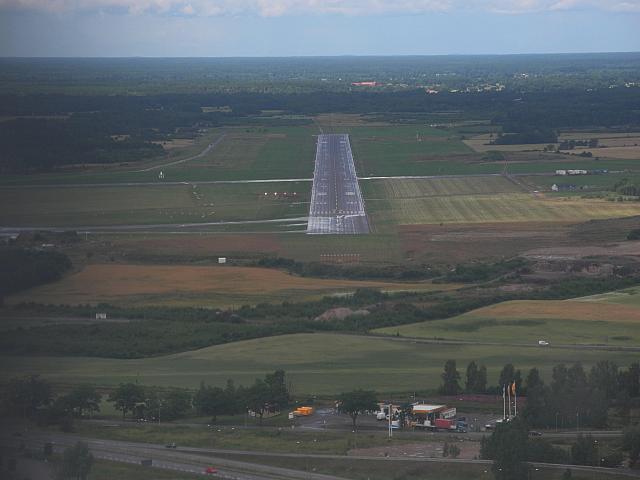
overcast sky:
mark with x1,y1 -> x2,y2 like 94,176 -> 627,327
1,0 -> 639,56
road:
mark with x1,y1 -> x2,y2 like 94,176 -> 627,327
0,216 -> 309,236
364,333 -> 640,353
307,134 -> 369,234
2,433 -> 350,480
3,430 -> 638,479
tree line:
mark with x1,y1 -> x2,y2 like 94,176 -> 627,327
0,247 -> 72,301
481,417 -> 640,479
1,371 -> 292,429
438,359 -> 640,429
2,85 -> 640,173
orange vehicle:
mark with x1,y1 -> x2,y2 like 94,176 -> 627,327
294,406 -> 314,416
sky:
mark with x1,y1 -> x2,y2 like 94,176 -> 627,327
1,0 -> 639,56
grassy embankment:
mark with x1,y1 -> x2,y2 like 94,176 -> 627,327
375,288 -> 640,346
3,333 -> 639,394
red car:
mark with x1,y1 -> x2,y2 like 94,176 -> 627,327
205,466 -> 218,475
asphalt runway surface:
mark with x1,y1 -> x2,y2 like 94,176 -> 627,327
307,134 -> 370,235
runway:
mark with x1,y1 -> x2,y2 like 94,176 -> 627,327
307,134 -> 370,234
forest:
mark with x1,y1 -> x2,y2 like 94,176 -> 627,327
1,86 -> 639,172
1,54 -> 640,173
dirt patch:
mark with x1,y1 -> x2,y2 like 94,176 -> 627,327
314,307 -> 370,321
523,241 -> 640,260
349,440 -> 479,460
399,222 -> 574,264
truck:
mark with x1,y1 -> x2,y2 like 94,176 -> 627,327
292,406 -> 314,416
421,418 -> 467,433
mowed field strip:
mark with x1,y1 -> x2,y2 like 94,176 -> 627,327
375,297 -> 640,346
2,333 -> 638,394
6,264 -> 455,307
367,177 -> 640,225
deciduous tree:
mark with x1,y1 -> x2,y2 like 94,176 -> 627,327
338,389 -> 378,430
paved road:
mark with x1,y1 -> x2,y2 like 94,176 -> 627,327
307,134 -> 369,235
363,332 -> 640,353
4,431 -> 638,479
2,433 -> 350,480
0,216 -> 309,235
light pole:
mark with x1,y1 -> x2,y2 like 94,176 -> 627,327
555,412 -> 559,432
594,440 -> 599,467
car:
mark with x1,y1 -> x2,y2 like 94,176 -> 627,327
205,466 -> 218,474
529,431 -> 543,437
165,442 -> 177,448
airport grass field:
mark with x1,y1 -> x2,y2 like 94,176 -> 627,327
367,177 -> 640,225
0,181 -> 311,227
2,333 -> 639,395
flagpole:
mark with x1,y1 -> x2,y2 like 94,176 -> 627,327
508,384 -> 512,420
502,385 -> 506,420
514,383 -> 517,417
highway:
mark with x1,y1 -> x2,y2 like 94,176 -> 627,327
3,430 -> 638,479
307,134 -> 369,234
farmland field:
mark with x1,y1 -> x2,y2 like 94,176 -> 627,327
2,333 -> 638,394
6,264 -> 454,307
463,134 -> 554,153
375,298 -> 640,346
367,177 -> 640,225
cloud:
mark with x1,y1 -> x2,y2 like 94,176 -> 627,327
1,0 -> 639,16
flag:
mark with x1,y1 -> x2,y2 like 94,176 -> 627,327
511,382 -> 516,396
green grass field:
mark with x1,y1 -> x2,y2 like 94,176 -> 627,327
3,333 -> 638,395
346,125 -> 474,176
366,177 -> 640,225
3,121 -> 640,187
69,422 -> 424,455
577,287 -> 640,306
375,298 -> 640,346
89,459 -> 201,480
167,126 -> 318,180
0,182 -> 310,227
